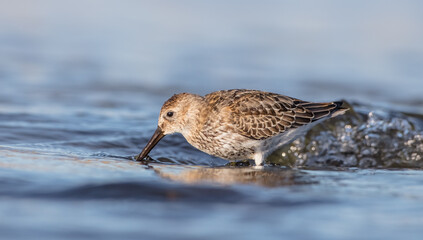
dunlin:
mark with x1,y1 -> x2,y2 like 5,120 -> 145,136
137,89 -> 348,166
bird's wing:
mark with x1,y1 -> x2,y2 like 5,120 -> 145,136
211,90 -> 345,140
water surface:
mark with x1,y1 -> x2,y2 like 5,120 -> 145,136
1,1 -> 423,239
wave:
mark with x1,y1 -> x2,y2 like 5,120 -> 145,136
269,101 -> 423,168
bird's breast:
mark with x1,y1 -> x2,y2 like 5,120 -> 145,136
185,126 -> 257,161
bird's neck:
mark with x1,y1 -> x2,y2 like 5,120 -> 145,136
180,96 -> 207,137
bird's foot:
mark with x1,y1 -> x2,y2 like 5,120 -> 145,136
225,160 -> 252,167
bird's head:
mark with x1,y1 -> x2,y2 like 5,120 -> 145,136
136,93 -> 204,161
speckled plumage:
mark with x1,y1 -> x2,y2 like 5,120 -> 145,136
137,89 -> 348,165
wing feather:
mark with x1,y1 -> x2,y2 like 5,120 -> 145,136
204,89 -> 347,140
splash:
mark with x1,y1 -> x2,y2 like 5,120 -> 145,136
269,103 -> 423,168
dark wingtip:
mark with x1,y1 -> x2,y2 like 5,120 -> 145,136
334,101 -> 343,108
333,101 -> 349,110
331,101 -> 349,117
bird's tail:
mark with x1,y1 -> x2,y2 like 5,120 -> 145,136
331,101 -> 349,117
299,101 -> 349,121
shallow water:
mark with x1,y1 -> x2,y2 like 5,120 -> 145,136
1,1 -> 423,240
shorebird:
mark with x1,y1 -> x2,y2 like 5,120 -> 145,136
137,89 -> 348,166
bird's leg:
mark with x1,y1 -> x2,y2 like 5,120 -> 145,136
253,152 -> 265,166
225,160 -> 251,167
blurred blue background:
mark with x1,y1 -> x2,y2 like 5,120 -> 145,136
1,0 -> 423,107
1,1 -> 423,240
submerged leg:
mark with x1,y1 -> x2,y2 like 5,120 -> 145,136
225,160 -> 251,167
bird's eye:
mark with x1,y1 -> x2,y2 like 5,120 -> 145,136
166,111 -> 174,117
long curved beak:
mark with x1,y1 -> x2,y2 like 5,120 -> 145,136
136,126 -> 165,161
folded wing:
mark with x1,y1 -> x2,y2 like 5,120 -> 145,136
221,90 -> 345,140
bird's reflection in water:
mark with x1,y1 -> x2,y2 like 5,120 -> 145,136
153,166 -> 316,188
